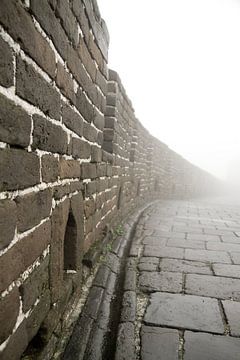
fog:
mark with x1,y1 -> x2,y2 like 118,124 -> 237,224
97,0 -> 240,193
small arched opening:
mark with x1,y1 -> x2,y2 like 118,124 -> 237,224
64,211 -> 77,271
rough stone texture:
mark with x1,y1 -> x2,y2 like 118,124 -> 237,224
15,189 -> 52,232
160,258 -> 212,275
41,154 -> 59,183
213,263 -> 240,278
32,115 -> 68,154
0,199 -> 17,250
120,291 -> 136,323
143,245 -> 184,259
0,149 -> 40,191
185,274 -> 240,300
0,287 -> 20,344
144,292 -> 224,333
230,251 -> 240,264
221,300 -> 240,336
184,331 -> 240,360
0,93 -> 31,148
115,322 -> 136,360
16,57 -> 60,120
139,271 -> 182,293
141,326 -> 179,360
185,249 -> 231,263
0,37 -> 13,87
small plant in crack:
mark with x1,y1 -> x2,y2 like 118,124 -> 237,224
113,224 -> 124,238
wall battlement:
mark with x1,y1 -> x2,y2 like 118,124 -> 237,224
0,1 -> 219,358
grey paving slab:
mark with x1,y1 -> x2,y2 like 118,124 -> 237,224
230,251 -> 240,264
167,238 -> 205,249
206,242 -> 240,252
138,262 -> 158,272
185,249 -> 231,263
142,236 -> 167,246
213,263 -> 240,278
143,245 -> 184,259
184,331 -> 240,360
160,258 -> 212,275
222,300 -> 240,336
141,326 -> 179,360
144,292 -> 224,333
186,274 -> 240,300
186,234 -> 220,242
139,271 -> 182,293
221,235 -> 240,243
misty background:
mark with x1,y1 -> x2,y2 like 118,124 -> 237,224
97,0 -> 240,193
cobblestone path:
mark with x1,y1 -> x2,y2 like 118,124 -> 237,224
117,199 -> 240,360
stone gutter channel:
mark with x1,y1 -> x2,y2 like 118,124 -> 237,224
54,201 -> 156,360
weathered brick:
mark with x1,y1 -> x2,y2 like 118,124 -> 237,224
0,287 -> 20,344
96,164 -> 107,177
25,289 -> 51,342
83,122 -> 98,143
59,158 -> 80,179
16,57 -> 61,120
67,46 -> 92,91
93,112 -> 105,131
84,197 -> 96,218
56,62 -> 75,103
0,221 -> 51,293
0,148 -> 40,191
0,200 -> 17,250
91,145 -> 102,163
95,69 -> 107,96
62,103 -> 83,137
81,163 -> 97,179
0,93 -> 31,148
72,138 -> 90,159
78,36 -> 97,81
20,256 -> 49,312
104,129 -> 115,141
85,181 -> 97,197
55,0 -> 78,46
0,320 -> 28,360
0,0 -> 56,78
71,0 -> 90,43
76,89 -> 95,123
32,115 -> 68,154
31,0 -> 69,61
0,37 -> 14,87
53,183 -> 71,201
15,189 -> 52,233
41,154 -> 59,183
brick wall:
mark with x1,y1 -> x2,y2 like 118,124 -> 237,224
0,1 -> 219,358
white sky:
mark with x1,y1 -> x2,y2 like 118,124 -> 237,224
97,0 -> 240,181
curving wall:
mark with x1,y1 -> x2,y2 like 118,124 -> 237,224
0,1 -> 219,358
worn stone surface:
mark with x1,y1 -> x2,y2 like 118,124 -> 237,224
222,300 -> 240,336
0,37 -> 13,87
144,292 -> 224,333
213,263 -> 240,278
185,249 -> 231,263
184,331 -> 240,360
160,258 -> 212,275
185,274 -> 240,300
143,245 -> 184,259
0,199 -> 17,250
115,322 -> 136,360
120,291 -> 136,323
141,326 -> 179,360
0,287 -> 20,344
139,271 -> 182,293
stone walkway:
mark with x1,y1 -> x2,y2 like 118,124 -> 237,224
116,199 -> 240,360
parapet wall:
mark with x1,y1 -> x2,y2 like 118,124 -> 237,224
0,1 -> 219,359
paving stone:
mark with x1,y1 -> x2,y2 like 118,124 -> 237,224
222,300 -> 240,336
143,246 -> 184,259
124,268 -> 136,291
142,236 -> 167,246
213,263 -> 240,278
206,242 -> 240,252
160,259 -> 212,275
144,292 -> 224,333
187,234 -> 220,242
230,251 -> 240,264
185,249 -> 231,263
139,271 -> 182,293
221,235 -> 240,243
167,238 -> 205,249
141,326 -> 179,360
184,331 -> 240,360
186,274 -> 240,300
138,262 -> 158,272
139,257 -> 159,264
